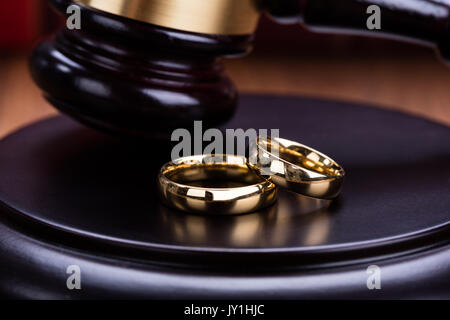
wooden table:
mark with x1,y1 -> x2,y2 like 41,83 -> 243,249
1,44 -> 450,139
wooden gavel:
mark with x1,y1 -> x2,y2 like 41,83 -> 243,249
30,0 -> 450,138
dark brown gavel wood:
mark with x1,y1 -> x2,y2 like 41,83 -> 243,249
265,0 -> 450,58
31,0 -> 450,139
31,0 -> 253,139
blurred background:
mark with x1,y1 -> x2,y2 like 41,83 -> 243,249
1,0 -> 450,139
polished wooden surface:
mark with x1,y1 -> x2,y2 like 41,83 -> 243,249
233,47 -> 450,128
1,96 -> 449,299
1,42 -> 450,139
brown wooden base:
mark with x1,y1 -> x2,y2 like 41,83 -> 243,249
0,95 -> 449,299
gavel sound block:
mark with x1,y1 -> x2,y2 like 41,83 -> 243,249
0,95 -> 449,299
31,0 -> 450,138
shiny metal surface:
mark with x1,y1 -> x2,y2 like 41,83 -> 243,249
74,0 -> 261,35
250,137 -> 345,199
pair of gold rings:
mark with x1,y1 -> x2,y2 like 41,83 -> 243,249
158,137 -> 345,215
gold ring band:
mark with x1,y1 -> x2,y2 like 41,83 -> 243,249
158,154 -> 277,215
74,0 -> 261,35
250,137 -> 345,200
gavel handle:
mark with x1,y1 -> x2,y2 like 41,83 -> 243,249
264,0 -> 450,59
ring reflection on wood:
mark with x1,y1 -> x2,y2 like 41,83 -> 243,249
158,192 -> 331,247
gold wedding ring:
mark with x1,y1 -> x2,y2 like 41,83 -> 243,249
74,0 -> 261,35
158,154 -> 277,215
158,138 -> 344,215
249,137 -> 345,200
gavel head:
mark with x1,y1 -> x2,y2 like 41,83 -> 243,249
30,0 -> 269,139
